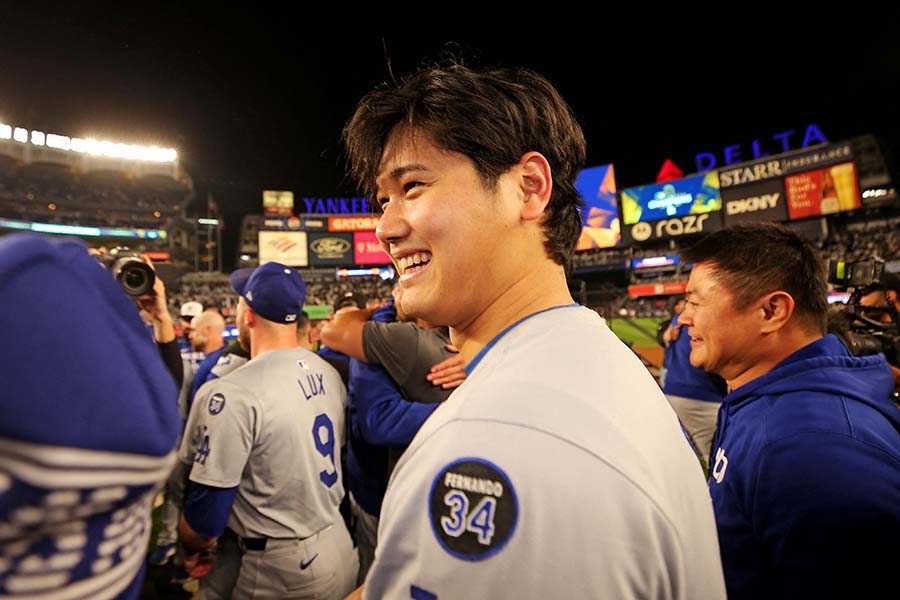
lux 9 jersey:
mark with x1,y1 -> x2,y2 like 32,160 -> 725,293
180,347 -> 348,539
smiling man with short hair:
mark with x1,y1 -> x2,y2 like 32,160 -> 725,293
343,63 -> 724,600
679,222 -> 900,599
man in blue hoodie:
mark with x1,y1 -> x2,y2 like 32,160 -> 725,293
679,222 -> 900,599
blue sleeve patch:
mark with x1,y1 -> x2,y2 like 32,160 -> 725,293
428,457 -> 518,561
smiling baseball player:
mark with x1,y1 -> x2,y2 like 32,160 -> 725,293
343,64 -> 725,599
178,262 -> 356,599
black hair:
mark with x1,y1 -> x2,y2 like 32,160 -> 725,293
343,62 -> 586,272
680,223 -> 828,334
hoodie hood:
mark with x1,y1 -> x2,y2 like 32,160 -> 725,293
726,334 -> 899,428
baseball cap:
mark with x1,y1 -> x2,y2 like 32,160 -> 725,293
230,262 -> 307,324
180,301 -> 204,319
0,233 -> 180,453
334,291 -> 366,312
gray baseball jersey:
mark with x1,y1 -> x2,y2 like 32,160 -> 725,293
364,306 -> 725,599
180,346 -> 347,539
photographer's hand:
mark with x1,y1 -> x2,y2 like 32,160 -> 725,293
137,258 -> 176,343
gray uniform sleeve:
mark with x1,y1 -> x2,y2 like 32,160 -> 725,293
362,321 -> 420,387
180,379 -> 258,488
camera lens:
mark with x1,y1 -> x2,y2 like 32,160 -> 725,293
116,260 -> 155,296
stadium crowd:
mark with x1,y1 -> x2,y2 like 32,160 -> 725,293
0,156 -> 189,229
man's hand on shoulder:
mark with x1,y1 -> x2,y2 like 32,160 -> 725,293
426,344 -> 466,389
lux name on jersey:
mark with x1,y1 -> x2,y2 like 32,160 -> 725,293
445,472 -> 504,497
298,373 -> 326,400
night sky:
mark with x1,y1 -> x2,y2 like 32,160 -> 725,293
2,6 -> 899,268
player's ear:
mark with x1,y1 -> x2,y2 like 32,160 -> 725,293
518,151 -> 552,222
758,290 -> 794,333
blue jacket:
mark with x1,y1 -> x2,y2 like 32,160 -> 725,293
345,359 -> 438,516
710,334 -> 900,599
663,312 -> 727,402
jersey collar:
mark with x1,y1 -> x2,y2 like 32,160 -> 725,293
465,304 -> 580,376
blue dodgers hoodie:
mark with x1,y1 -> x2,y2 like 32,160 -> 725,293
709,334 -> 900,600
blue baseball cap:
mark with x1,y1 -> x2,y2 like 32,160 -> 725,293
230,262 -> 306,324
0,233 -> 180,454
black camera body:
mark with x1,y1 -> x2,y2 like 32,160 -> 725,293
828,258 -> 885,289
99,247 -> 155,297
827,258 -> 900,367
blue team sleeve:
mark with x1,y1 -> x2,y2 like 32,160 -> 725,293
349,359 -> 438,447
182,482 -> 238,539
371,297 -> 397,323
749,434 -> 900,597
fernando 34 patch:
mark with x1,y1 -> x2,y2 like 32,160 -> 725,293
429,457 -> 518,561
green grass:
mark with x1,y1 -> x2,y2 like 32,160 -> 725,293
608,317 -> 667,347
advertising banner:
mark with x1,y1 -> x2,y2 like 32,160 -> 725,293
575,164 -> 619,250
353,231 -> 391,265
622,211 -> 724,245
262,190 -> 294,216
781,142 -> 853,175
258,230 -> 308,266
627,281 -> 687,298
620,171 -> 721,226
307,232 -> 354,266
329,216 -> 380,232
785,162 -> 860,220
722,178 -> 789,225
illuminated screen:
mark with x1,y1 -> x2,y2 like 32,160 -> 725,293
336,266 -> 395,280
0,218 -> 167,239
785,161 -> 860,220
575,164 -> 619,250
631,255 -> 679,270
258,230 -> 308,266
827,290 -> 851,305
620,171 -> 722,226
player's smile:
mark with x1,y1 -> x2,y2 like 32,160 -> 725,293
395,250 -> 432,282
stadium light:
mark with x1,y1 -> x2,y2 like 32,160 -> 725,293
46,134 -> 71,150
0,120 -> 177,163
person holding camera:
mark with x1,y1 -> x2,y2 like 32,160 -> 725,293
90,246 -> 184,388
136,260 -> 184,389
0,234 -> 181,599
859,270 -> 900,393
678,223 -> 900,599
